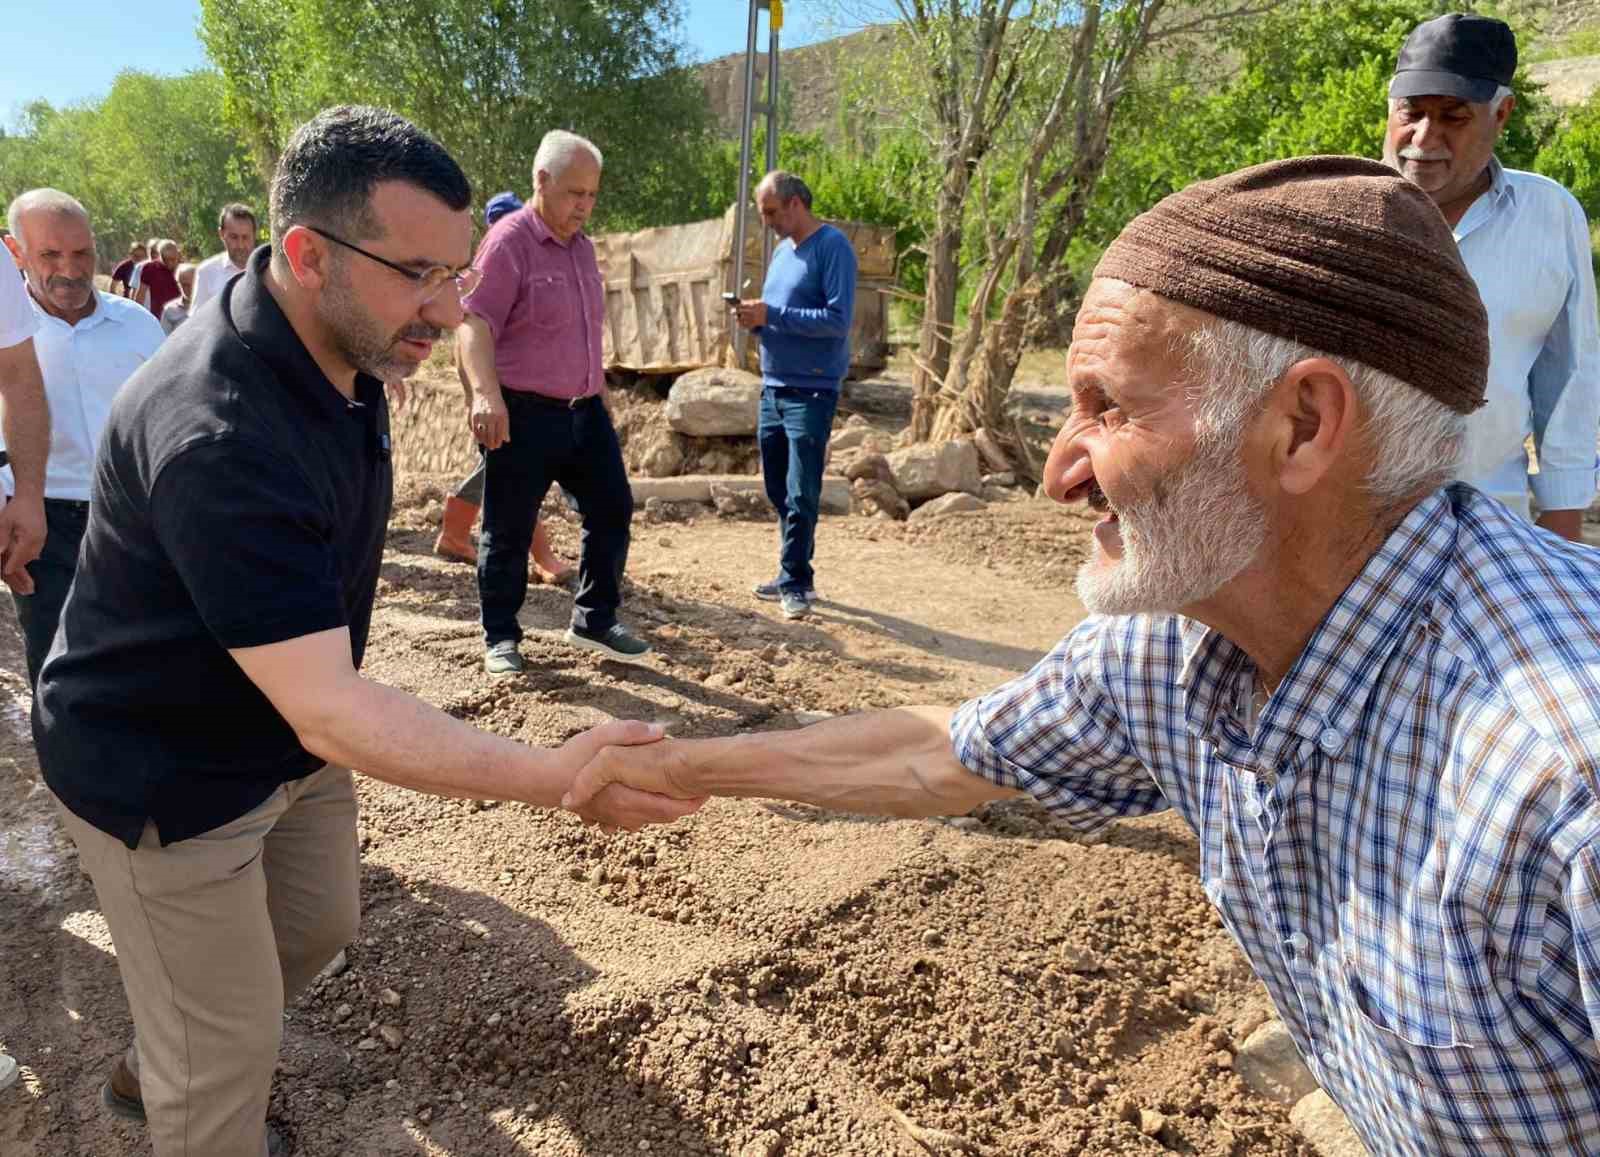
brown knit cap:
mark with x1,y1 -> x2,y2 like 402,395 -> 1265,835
1093,155 -> 1488,413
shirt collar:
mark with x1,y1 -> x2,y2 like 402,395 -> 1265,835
227,245 -> 383,421
1178,489 -> 1458,768
26,286 -> 112,331
526,206 -> 582,249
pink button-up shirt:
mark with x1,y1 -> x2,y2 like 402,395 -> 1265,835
461,206 -> 604,399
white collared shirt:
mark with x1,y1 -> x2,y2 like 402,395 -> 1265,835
0,258 -> 39,496
191,250 -> 247,310
0,255 -> 35,350
24,289 -> 163,501
1454,159 -> 1600,517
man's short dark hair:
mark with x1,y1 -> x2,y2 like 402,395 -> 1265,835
218,203 -> 258,232
269,106 -> 471,256
761,170 -> 813,211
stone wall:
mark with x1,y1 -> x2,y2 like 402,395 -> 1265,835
391,378 -> 479,480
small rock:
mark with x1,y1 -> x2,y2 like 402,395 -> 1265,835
379,988 -> 403,1008
0,1053 -> 18,1092
357,1038 -> 380,1051
1290,1089 -> 1367,1156
485,1013 -> 503,1028
740,1131 -> 785,1157
981,471 -> 1017,487
386,1079 -> 400,1090
949,816 -> 981,831
379,1026 -> 405,1050
1138,1108 -> 1168,1138
317,949 -> 349,981
921,929 -> 943,948
460,919 -> 491,939
843,451 -> 895,484
1235,1019 -> 1318,1105
333,1003 -> 355,1023
907,492 -> 985,522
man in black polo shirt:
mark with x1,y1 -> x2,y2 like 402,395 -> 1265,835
33,106 -> 696,1157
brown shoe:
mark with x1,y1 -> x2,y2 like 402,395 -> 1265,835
101,1057 -> 291,1153
433,495 -> 479,564
101,1057 -> 144,1121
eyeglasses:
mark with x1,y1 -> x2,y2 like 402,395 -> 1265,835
305,226 -> 480,302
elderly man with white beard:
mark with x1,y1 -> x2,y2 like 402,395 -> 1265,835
563,156 -> 1600,1154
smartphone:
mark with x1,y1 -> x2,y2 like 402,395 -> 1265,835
721,292 -> 739,307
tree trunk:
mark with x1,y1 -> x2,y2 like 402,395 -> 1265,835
909,179 -> 966,441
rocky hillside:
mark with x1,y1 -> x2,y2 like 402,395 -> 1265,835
696,25 -> 898,139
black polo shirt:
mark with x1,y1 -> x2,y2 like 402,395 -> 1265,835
34,246 -> 392,849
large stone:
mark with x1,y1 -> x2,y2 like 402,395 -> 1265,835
631,474 -> 847,514
1235,1020 -> 1318,1105
908,492 -> 986,522
1290,1090 -> 1369,1156
666,367 -> 763,436
886,439 -> 983,501
973,427 -> 1014,473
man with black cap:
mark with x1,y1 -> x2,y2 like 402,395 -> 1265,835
1385,12 -> 1598,537
566,156 -> 1600,1153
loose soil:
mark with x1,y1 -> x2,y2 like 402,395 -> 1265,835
1,487 -> 1305,1156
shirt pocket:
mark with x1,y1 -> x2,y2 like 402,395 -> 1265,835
527,273 -> 576,331
1337,907 -> 1484,1103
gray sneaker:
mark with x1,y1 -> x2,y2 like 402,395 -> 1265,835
484,640 -> 524,675
753,579 -> 818,603
780,592 -> 812,620
564,624 -> 653,664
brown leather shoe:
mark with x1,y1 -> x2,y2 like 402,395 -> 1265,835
101,1057 -> 291,1153
101,1056 -> 144,1121
433,495 -> 478,563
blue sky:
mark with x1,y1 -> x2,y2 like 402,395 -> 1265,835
0,1 -> 861,128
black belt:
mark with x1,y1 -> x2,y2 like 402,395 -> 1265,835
45,498 -> 90,513
506,390 -> 597,410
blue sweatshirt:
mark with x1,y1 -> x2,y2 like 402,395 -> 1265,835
757,223 -> 857,391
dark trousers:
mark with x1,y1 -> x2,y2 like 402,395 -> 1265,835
758,385 -> 839,593
478,392 -> 632,645
12,498 -> 88,688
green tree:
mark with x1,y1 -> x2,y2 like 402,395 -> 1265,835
0,73 -> 263,265
1089,0 -> 1554,249
199,0 -> 715,232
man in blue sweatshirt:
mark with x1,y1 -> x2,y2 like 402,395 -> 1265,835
733,170 -> 857,620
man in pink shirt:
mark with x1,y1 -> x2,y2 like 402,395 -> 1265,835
458,129 -> 649,673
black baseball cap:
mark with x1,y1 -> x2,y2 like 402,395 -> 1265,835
1389,13 -> 1517,104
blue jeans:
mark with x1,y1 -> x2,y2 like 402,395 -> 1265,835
478,393 -> 632,645
758,386 -> 838,594
12,498 -> 88,688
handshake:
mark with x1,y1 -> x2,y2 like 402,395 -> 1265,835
552,717 -> 704,832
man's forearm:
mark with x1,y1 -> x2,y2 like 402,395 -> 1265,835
672,706 -> 1016,818
0,339 -> 50,500
298,672 -> 569,806
1536,508 -> 1585,543
458,316 -> 503,399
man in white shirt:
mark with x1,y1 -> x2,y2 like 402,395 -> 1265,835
0,240 -> 49,606
190,202 -> 257,310
3,189 -> 162,685
1385,13 -> 1600,538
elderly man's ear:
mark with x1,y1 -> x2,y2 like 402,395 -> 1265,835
1258,358 -> 1360,497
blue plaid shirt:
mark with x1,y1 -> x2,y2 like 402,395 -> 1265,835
952,485 -> 1600,1155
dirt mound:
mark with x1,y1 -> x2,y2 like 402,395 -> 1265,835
1,501 -> 1311,1156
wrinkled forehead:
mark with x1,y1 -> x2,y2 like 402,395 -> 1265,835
1068,279 -> 1207,393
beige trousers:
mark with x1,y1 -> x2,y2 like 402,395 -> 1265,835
55,763 -> 360,1157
